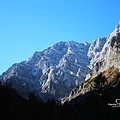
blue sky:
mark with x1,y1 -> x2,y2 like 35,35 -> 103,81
0,0 -> 120,74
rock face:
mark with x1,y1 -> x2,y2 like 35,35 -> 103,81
0,41 -> 92,101
62,22 -> 120,104
0,23 -> 120,101
87,37 -> 107,68
91,22 -> 120,76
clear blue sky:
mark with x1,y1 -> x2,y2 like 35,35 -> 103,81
0,0 -> 120,74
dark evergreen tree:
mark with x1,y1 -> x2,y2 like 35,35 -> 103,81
93,73 -> 107,95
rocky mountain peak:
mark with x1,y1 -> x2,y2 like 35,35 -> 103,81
0,40 -> 91,101
89,23 -> 120,77
115,22 -> 120,32
87,37 -> 107,68
108,22 -> 120,40
0,23 -> 120,102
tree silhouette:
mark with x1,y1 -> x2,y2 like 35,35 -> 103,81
93,73 -> 107,95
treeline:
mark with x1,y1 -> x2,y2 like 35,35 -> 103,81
0,82 -> 120,120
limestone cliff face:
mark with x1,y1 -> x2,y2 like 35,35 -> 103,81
91,23 -> 120,76
62,23 -> 120,104
84,23 -> 120,80
0,41 -> 91,101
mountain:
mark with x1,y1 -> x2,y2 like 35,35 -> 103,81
62,22 -> 120,104
0,41 -> 92,101
0,22 -> 120,102
87,37 -> 107,68
89,22 -> 120,77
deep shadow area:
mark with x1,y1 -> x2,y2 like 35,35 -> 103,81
0,82 -> 120,120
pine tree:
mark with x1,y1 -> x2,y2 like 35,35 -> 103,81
93,73 -> 107,95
